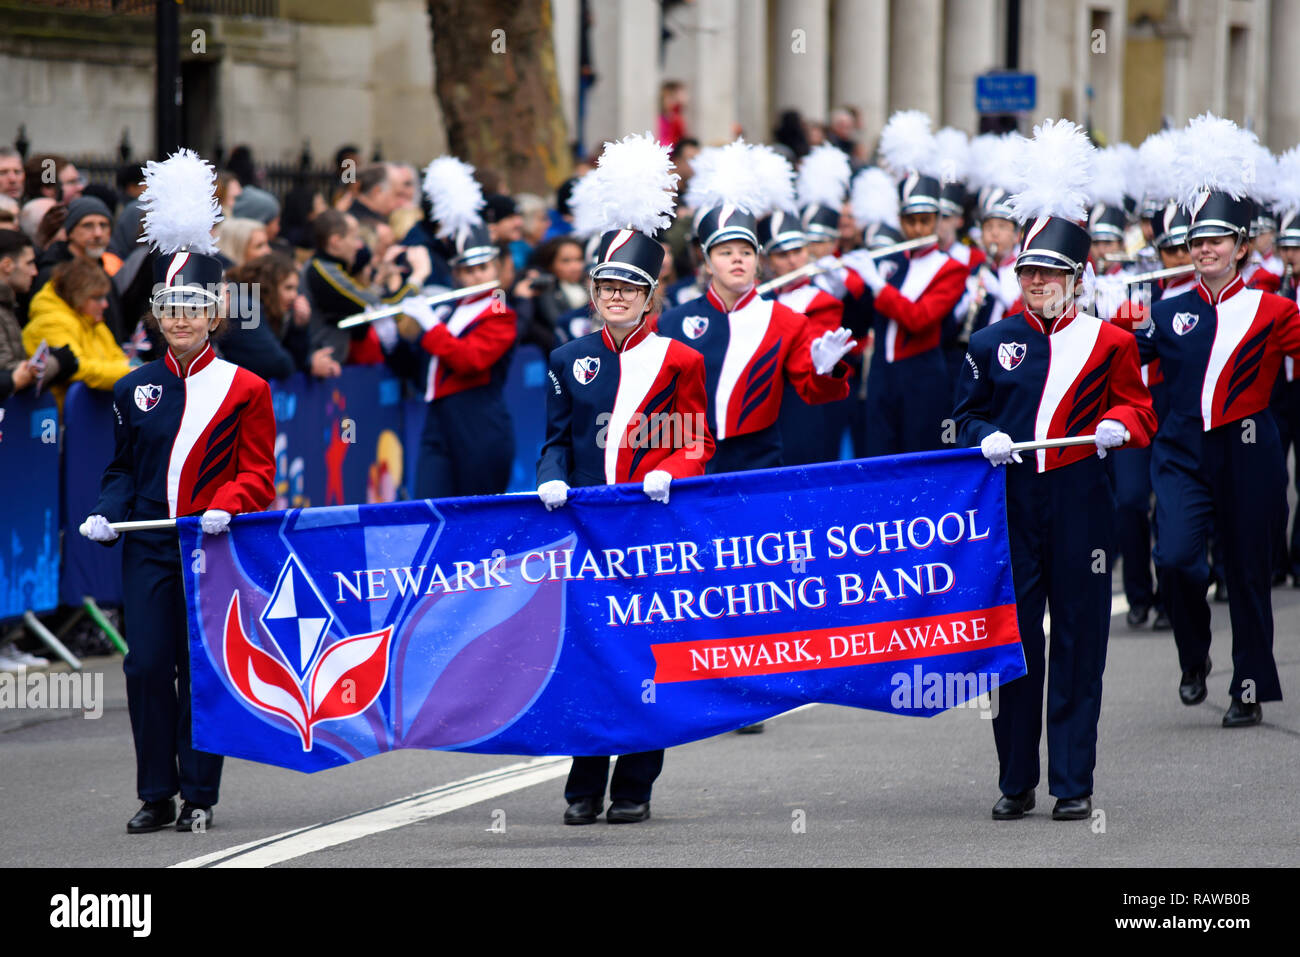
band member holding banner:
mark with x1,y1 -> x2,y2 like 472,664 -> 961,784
1138,115 -> 1300,727
78,150 -> 276,833
403,157 -> 516,499
954,120 -> 1156,821
658,139 -> 855,474
536,133 -> 714,825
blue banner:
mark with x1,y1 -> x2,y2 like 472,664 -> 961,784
0,390 -> 60,621
182,450 -> 1025,772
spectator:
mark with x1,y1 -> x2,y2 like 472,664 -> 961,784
23,153 -> 85,203
23,257 -> 130,403
484,194 -> 523,245
226,145 -> 257,187
215,171 -> 243,218
511,235 -> 587,352
512,192 -> 548,272
542,176 -> 580,241
658,80 -> 690,149
280,185 -> 327,257
232,185 -> 286,256
331,144 -> 362,210
19,197 -> 55,243
108,163 -> 147,259
0,147 -> 24,202
221,253 -> 336,382
35,204 -> 67,251
0,195 -> 18,230
827,108 -> 859,159
1,230 -> 76,401
348,164 -> 396,228
214,217 -> 271,270
387,162 -> 421,239
774,110 -> 811,159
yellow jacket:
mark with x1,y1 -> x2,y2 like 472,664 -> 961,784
23,281 -> 132,401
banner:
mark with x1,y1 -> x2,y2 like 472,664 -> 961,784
182,449 -> 1025,772
0,390 -> 60,621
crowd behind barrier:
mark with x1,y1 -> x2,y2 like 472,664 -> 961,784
0,345 -> 552,620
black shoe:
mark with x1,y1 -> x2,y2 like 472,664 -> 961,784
1125,603 -> 1150,629
1272,569 -> 1288,587
126,799 -> 176,834
1152,609 -> 1172,630
563,797 -> 602,825
991,791 -> 1034,820
606,800 -> 651,823
735,722 -> 765,734
1222,699 -> 1262,728
176,802 -> 213,831
1213,581 -> 1228,602
1178,657 -> 1211,705
1052,796 -> 1092,820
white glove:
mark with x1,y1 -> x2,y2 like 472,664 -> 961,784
537,480 -> 569,511
400,297 -> 441,332
841,249 -> 886,293
79,515 -> 118,543
643,469 -> 672,504
201,509 -> 232,535
810,327 -> 857,375
980,431 -> 1023,467
1093,419 -> 1129,458
373,315 -> 399,352
811,255 -> 847,299
1093,275 -> 1130,322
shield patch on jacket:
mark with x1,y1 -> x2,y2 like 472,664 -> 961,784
134,383 -> 163,412
996,342 -> 1026,371
683,315 -> 709,340
573,356 -> 600,385
1172,311 -> 1198,336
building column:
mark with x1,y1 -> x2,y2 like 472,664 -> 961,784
687,0 -> 740,144
832,0 -> 889,145
735,0 -> 770,141
941,0 -> 999,132
888,0 -> 942,116
1267,0 -> 1300,148
551,0 -> 580,146
583,0 -> 659,152
771,0 -> 830,122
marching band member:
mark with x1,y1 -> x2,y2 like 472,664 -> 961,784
1242,146 -> 1283,294
405,157 -> 517,499
954,120 -> 1157,821
536,133 -> 713,825
963,133 -> 1027,333
79,151 -> 276,833
795,143 -> 852,263
842,111 -> 967,456
657,139 -> 855,475
1271,151 -> 1300,586
1140,115 -> 1300,726
933,128 -> 986,380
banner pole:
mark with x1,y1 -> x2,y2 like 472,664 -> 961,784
1006,431 -> 1128,453
108,519 -> 179,532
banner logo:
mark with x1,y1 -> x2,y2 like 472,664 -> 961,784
683,315 -> 709,340
1172,311 -> 1199,336
573,356 -> 600,385
996,342 -> 1026,371
133,384 -> 162,412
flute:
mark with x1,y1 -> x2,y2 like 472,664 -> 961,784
756,234 -> 938,295
1121,264 -> 1196,286
337,281 -> 500,329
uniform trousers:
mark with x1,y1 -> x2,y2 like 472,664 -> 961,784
1112,446 -> 1159,610
416,385 -> 515,499
864,350 -> 951,457
1271,377 -> 1300,577
1152,411 -> 1285,702
565,751 -> 665,805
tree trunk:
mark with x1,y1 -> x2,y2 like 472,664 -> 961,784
428,0 -> 572,195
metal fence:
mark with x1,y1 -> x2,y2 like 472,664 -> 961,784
67,154 -> 338,203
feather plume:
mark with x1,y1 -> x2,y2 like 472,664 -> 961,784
1173,113 -> 1259,210
1247,144 -> 1280,207
794,143 -> 852,210
933,127 -> 970,186
879,110 -> 939,179
1089,146 -> 1129,208
1273,145 -> 1300,216
138,149 -> 221,255
570,131 -> 679,237
752,143 -> 797,216
422,156 -> 484,239
1006,118 -> 1095,223
683,138 -> 772,215
1136,129 -> 1183,204
849,167 -> 900,229
967,132 -> 1025,192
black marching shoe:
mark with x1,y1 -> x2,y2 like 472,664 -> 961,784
991,791 -> 1034,820
1222,699 -> 1262,728
1051,796 -> 1092,821
1125,603 -> 1150,629
735,723 -> 765,734
1178,657 -> 1211,705
606,800 -> 651,823
1152,608 -> 1172,630
1213,580 -> 1229,603
127,799 -> 176,834
563,797 -> 602,825
176,802 -> 213,831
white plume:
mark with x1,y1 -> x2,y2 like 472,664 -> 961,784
138,149 -> 221,256
1274,145 -> 1300,216
879,110 -> 939,179
849,167 -> 900,229
570,131 -> 679,238
1248,144 -> 1281,207
933,127 -> 970,186
1089,146 -> 1129,208
1112,142 -> 1141,200
684,138 -> 773,215
1173,113 -> 1259,210
795,143 -> 852,210
1006,118 -> 1095,223
422,156 -> 484,240
1137,129 -> 1184,204
752,143 -> 797,216
967,132 -> 1025,192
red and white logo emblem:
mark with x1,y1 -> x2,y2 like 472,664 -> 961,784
879,260 -> 899,281
1172,311 -> 1199,336
573,356 -> 600,385
134,384 -> 162,412
683,315 -> 709,340
997,342 -> 1027,371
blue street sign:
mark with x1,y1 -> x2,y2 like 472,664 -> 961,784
976,72 -> 1036,113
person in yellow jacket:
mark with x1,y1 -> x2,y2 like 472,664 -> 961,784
22,257 -> 131,405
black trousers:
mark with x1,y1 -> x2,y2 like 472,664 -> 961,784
565,751 -> 665,804
122,530 -> 223,805
416,386 -> 515,499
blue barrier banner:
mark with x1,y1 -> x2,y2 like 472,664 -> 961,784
59,384 -> 123,606
0,390 -> 60,621
182,449 -> 1025,772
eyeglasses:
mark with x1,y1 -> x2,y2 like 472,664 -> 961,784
594,284 -> 646,300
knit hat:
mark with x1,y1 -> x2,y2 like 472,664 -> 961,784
231,185 -> 280,225
65,195 -> 113,233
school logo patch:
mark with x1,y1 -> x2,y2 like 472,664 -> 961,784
996,342 -> 1026,371
683,315 -> 709,340
878,260 -> 899,281
573,356 -> 600,385
1172,311 -> 1199,336
134,384 -> 162,412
